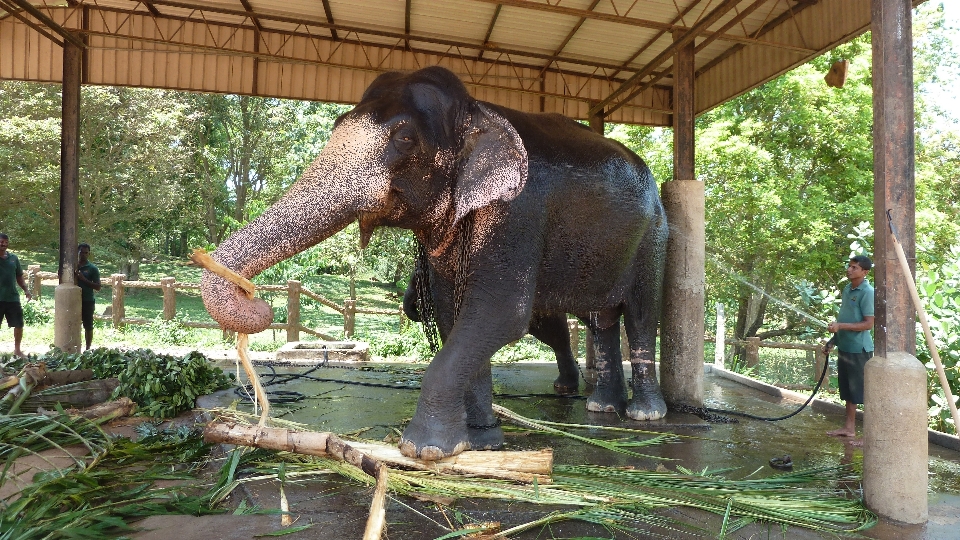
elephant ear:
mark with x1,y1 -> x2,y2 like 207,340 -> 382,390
453,102 -> 528,227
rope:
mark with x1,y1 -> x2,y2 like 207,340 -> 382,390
190,248 -> 271,426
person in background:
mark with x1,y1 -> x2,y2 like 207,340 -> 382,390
76,243 -> 101,350
824,254 -> 875,442
0,233 -> 32,357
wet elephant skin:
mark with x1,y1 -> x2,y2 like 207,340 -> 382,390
200,66 -> 668,460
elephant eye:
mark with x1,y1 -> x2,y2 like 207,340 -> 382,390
392,128 -> 419,155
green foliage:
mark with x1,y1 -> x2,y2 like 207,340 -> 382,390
916,244 -> 960,432
357,321 -> 433,360
20,299 -> 51,326
0,421 -> 226,539
23,348 -> 235,419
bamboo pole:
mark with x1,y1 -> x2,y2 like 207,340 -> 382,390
362,463 -> 389,540
203,421 -> 553,483
887,211 -> 960,434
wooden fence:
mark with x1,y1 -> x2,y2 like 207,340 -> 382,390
26,265 -> 402,342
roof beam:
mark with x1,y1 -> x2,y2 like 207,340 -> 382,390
238,0 -> 263,31
609,0 -> 705,80
140,0 -> 640,72
591,0 -> 743,117
3,0 -> 85,48
319,0 -> 338,40
533,0 -> 598,80
477,3 -> 501,60
0,0 -> 65,45
469,0 -> 813,54
141,2 -> 162,17
612,0 -> 771,110
403,0 -> 410,49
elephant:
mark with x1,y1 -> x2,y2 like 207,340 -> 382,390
200,65 -> 669,461
402,267 -> 581,395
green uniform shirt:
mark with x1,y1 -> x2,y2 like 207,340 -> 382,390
0,252 -> 24,303
836,279 -> 875,353
78,262 -> 100,302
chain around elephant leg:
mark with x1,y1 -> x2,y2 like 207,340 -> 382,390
626,358 -> 667,420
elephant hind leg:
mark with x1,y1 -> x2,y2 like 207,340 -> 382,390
584,316 -> 628,413
529,313 -> 579,395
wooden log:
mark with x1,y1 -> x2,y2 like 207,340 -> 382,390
203,422 -> 553,484
362,463 -> 389,540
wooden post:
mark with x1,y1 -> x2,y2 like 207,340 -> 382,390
745,337 -> 760,370
715,303 -> 725,367
287,280 -> 301,343
28,265 -> 41,300
111,274 -> 126,328
814,347 -> 830,390
343,298 -> 356,338
161,277 -> 176,321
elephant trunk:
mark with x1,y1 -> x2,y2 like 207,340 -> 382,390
201,116 -> 391,334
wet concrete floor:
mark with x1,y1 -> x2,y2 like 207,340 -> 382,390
133,361 -> 960,539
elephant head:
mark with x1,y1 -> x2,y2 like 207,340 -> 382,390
201,67 -> 529,334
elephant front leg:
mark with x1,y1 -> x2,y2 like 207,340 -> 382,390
626,353 -> 667,420
399,351 -> 472,461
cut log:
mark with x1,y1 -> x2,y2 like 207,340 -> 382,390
203,422 -> 553,484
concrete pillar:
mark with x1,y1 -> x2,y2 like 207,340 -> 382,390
659,180 -> 705,406
863,352 -> 927,523
714,302 -> 725,367
111,274 -> 126,328
54,38 -> 82,353
54,285 -> 82,353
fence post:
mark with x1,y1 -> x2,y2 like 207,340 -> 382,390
28,265 -> 41,300
745,337 -> 760,369
111,274 -> 126,328
287,280 -> 301,343
715,303 -> 725,367
343,298 -> 356,338
161,277 -> 176,321
815,346 -> 831,390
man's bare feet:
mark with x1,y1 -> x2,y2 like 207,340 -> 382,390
846,438 -> 863,448
827,428 -> 856,437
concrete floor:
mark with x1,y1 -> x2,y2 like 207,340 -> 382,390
123,360 -> 960,540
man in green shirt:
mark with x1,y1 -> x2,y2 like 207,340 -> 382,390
0,233 -> 33,357
76,243 -> 101,350
824,254 -> 875,440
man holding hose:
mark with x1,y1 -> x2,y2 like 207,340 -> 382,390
824,254 -> 875,441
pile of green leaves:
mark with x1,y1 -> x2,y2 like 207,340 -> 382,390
21,348 -> 235,419
0,416 -> 228,539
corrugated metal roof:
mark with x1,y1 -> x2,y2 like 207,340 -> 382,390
0,0 -> 913,125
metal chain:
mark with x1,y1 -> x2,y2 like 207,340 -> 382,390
414,241 -> 442,353
413,213 -> 473,354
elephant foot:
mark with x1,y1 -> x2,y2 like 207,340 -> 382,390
585,385 -> 627,413
399,414 -> 471,461
625,391 -> 667,421
467,423 -> 504,450
553,376 -> 579,396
